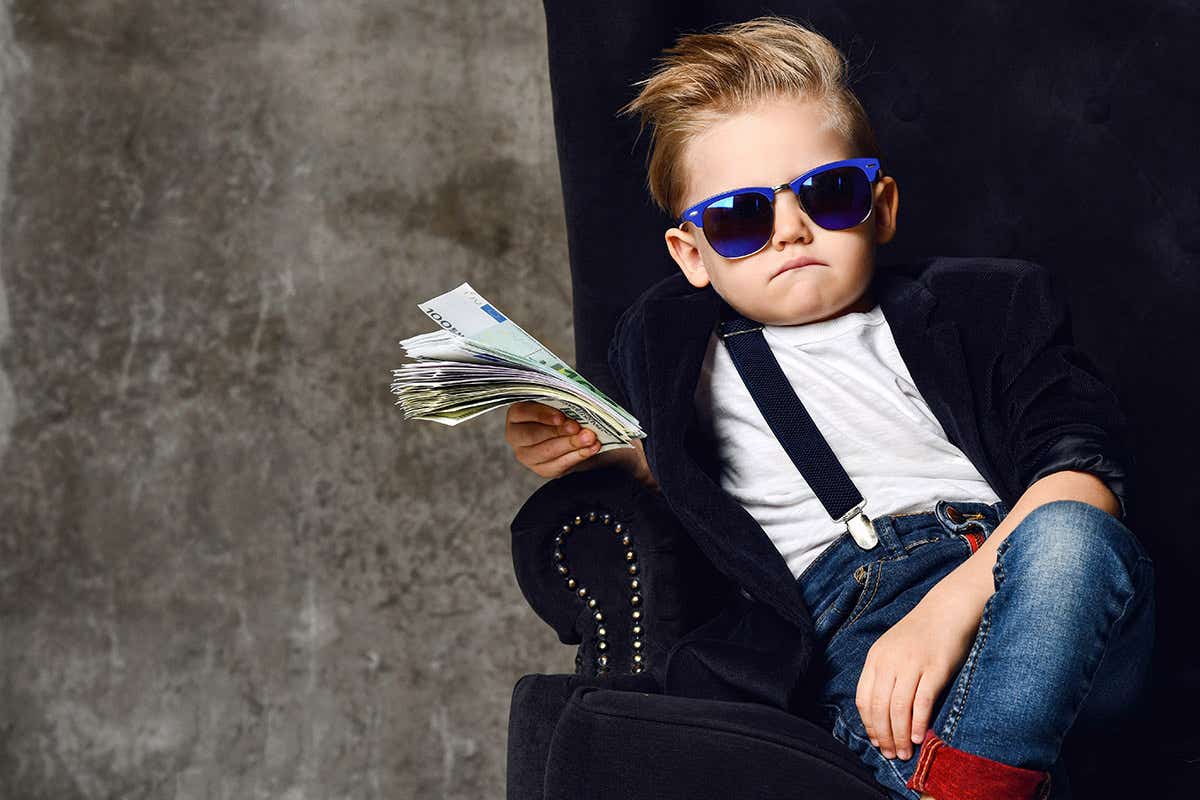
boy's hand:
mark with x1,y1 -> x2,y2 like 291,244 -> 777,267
504,401 -> 656,488
504,401 -> 604,479
854,583 -> 983,760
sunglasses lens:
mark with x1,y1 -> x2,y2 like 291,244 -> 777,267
798,166 -> 872,230
701,191 -> 774,258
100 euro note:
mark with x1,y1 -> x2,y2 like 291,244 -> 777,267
390,282 -> 644,452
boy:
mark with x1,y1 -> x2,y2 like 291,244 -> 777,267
505,16 -> 1152,800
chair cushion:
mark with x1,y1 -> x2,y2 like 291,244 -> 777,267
507,672 -> 658,800
541,683 -> 888,799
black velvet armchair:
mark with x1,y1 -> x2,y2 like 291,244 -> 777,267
505,2 -> 1200,798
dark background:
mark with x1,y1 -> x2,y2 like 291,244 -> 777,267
0,0 -> 1195,797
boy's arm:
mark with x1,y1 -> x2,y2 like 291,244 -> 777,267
929,262 -> 1136,605
994,261 -> 1135,521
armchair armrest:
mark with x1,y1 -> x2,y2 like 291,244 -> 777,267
510,466 -> 729,680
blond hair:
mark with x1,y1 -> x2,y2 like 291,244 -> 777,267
616,15 -> 883,220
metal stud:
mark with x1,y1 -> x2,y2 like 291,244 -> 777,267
550,508 -> 648,678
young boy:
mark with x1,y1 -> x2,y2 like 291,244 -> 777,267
504,16 -> 1153,800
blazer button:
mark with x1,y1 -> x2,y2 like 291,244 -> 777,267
946,505 -> 964,524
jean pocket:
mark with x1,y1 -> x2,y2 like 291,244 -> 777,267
825,559 -> 882,647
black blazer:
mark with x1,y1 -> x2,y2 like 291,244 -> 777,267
604,255 -> 1135,713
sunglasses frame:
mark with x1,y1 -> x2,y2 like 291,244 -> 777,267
677,157 -> 884,260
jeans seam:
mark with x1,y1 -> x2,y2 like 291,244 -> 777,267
902,536 -> 943,552
830,560 -> 884,647
1050,553 -> 1153,755
834,705 -> 919,798
943,553 -> 1002,743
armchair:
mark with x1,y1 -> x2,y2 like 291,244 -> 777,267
503,1 -> 1197,796
506,466 -> 888,799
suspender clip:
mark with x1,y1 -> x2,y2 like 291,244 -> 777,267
839,500 -> 878,550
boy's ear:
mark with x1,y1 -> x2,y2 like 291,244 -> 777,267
873,175 -> 899,245
664,225 -> 711,288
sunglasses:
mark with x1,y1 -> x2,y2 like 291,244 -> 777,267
677,157 -> 883,259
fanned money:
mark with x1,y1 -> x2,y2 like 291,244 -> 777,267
391,283 -> 645,452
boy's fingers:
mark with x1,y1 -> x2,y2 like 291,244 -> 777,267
910,674 -> 936,749
856,667 -> 876,745
889,671 -> 920,759
506,420 -> 560,448
522,430 -> 596,464
532,440 -> 602,477
507,401 -> 565,426
509,421 -> 594,450
870,673 -> 897,756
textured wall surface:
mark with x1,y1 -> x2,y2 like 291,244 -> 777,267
0,2 -> 570,797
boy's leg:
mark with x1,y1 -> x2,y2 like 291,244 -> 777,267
905,499 -> 1155,800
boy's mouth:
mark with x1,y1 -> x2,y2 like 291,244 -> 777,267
772,256 -> 826,278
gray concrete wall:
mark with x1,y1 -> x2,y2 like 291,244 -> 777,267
0,2 -> 572,797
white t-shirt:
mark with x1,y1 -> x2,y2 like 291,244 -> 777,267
693,302 -> 1001,580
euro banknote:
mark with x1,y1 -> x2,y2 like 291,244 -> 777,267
391,282 -> 644,451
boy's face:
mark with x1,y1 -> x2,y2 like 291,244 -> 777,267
664,95 -> 899,326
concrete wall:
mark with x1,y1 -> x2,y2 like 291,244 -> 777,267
0,2 -> 571,797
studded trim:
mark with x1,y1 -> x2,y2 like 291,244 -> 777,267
554,509 -> 646,677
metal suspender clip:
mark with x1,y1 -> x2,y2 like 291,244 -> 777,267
839,499 -> 878,550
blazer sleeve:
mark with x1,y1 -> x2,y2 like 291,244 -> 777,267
996,262 -> 1136,520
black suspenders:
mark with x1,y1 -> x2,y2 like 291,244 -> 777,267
716,301 -> 879,550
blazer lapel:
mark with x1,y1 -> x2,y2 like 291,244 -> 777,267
641,286 -> 812,628
875,268 -> 991,489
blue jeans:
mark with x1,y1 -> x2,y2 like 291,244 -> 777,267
796,498 -> 1155,800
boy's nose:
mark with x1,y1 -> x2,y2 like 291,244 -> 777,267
772,189 -> 814,241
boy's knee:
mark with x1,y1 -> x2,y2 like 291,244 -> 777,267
1002,499 -> 1147,589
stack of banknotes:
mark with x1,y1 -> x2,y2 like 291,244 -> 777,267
391,283 -> 645,452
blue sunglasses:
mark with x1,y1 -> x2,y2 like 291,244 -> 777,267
678,157 -> 883,259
